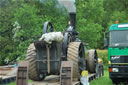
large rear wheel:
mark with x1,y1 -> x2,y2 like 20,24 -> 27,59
67,42 -> 86,79
26,43 -> 45,81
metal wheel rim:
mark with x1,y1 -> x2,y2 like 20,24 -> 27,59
78,43 -> 86,73
94,51 -> 98,68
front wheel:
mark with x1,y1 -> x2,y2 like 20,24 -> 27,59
87,49 -> 98,73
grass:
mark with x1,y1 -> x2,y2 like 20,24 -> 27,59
7,80 -> 32,85
89,50 -> 113,85
7,82 -> 16,85
90,69 -> 113,85
97,49 -> 108,64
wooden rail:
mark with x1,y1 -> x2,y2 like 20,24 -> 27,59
0,65 -> 17,84
16,61 -> 28,85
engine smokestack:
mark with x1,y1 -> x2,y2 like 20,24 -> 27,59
58,0 -> 76,29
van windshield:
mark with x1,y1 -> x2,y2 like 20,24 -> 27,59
109,30 -> 128,47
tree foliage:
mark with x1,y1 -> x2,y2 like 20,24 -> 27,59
76,0 -> 104,48
0,0 -> 128,65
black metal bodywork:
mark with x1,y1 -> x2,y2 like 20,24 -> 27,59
109,65 -> 128,78
109,65 -> 128,83
109,55 -> 128,82
111,55 -> 128,63
34,41 -> 62,75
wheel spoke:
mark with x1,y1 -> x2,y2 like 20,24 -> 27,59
79,47 -> 82,53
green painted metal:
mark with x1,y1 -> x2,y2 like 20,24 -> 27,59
108,47 -> 128,62
108,23 -> 128,64
110,23 -> 128,31
111,63 -> 128,65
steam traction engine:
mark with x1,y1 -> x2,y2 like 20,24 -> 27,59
26,0 -> 100,83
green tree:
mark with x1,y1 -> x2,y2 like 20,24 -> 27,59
0,0 -> 22,65
103,0 -> 128,31
0,0 -> 69,65
108,11 -> 128,29
76,0 -> 104,48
